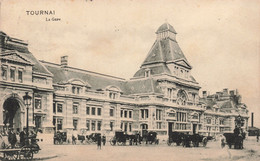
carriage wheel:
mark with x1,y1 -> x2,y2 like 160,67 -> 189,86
54,139 -> 59,145
4,151 -> 19,160
19,147 -> 34,160
167,139 -> 172,146
32,144 -> 40,154
203,140 -> 208,147
110,138 -> 116,146
117,141 -> 123,146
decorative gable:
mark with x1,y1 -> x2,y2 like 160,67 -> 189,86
1,51 -> 33,65
174,59 -> 192,69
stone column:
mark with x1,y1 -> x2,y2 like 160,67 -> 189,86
148,106 -> 156,130
102,102 -> 111,131
42,92 -> 54,133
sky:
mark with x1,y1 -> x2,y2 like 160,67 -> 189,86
1,0 -> 260,127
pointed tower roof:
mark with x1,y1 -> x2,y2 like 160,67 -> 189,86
156,22 -> 177,34
141,23 -> 190,67
133,23 -> 194,79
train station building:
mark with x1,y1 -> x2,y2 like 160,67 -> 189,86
0,23 -> 249,140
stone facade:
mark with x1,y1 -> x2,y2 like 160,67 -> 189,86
0,23 -> 249,140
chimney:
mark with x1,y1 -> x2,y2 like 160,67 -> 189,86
202,91 -> 207,98
251,112 -> 254,127
223,88 -> 228,96
229,90 -> 235,96
61,55 -> 68,67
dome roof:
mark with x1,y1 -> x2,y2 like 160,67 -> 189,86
156,23 -> 177,34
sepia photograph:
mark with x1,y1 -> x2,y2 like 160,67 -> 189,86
0,0 -> 259,160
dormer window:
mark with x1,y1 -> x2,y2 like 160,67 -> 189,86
72,86 -> 76,94
167,88 -> 173,99
109,92 -> 117,99
72,86 -> 81,94
106,85 -> 121,99
10,67 -> 15,82
18,69 -> 23,83
1,65 -> 7,80
144,69 -> 151,77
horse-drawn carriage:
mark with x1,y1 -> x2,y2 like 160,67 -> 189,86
167,132 -> 208,147
53,131 -> 67,145
110,131 -> 129,146
84,133 -> 101,144
110,131 -> 159,146
142,131 -> 159,145
223,128 -> 245,149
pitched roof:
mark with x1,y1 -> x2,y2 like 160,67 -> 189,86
125,78 -> 162,95
42,62 -> 127,91
0,32 -> 52,76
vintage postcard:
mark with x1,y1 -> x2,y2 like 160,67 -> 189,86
0,0 -> 259,160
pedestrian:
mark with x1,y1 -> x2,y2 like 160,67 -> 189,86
72,134 -> 76,145
102,135 -> 106,146
257,133 -> 259,142
8,128 -> 17,148
97,134 -> 101,149
219,134 -> 225,148
19,128 -> 26,147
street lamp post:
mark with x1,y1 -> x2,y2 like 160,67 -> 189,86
23,92 -> 32,146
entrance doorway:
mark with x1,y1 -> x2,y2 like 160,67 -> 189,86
168,122 -> 173,136
140,124 -> 148,136
3,97 -> 23,132
35,116 -> 42,129
192,124 -> 197,134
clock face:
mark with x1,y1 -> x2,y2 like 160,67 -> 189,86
177,90 -> 187,105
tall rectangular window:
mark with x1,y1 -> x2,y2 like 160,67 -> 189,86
35,97 -> 42,109
86,120 -> 90,131
97,121 -> 102,131
121,110 -> 123,118
167,88 -> 173,98
72,87 -> 76,94
91,107 -> 96,115
57,119 -> 63,130
53,103 -> 56,113
73,104 -> 78,114
91,120 -> 96,131
129,123 -> 132,132
110,108 -> 114,117
124,111 -> 128,118
1,66 -> 7,80
120,122 -> 123,130
157,122 -> 162,129
141,109 -> 149,119
86,106 -> 90,115
77,87 -> 80,94
73,119 -> 78,130
110,121 -> 114,131
10,67 -> 15,81
156,109 -> 162,120
129,111 -> 132,118
57,104 -> 63,113
97,108 -> 102,116
124,122 -> 128,132
18,70 -> 23,83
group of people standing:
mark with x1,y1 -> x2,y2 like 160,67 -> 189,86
0,127 -> 37,148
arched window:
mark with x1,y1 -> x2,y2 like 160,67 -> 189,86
176,90 -> 187,105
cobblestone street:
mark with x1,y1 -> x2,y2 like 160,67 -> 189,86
36,137 -> 260,161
